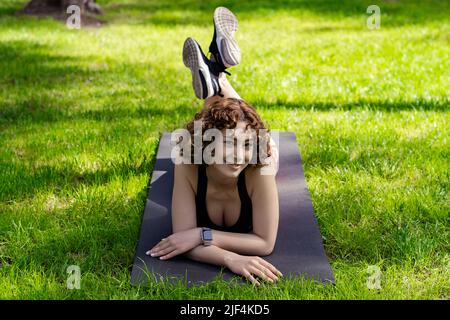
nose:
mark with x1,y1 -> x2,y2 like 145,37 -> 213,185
234,145 -> 248,164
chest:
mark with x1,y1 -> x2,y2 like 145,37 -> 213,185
205,184 -> 242,227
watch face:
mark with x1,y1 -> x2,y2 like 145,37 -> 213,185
203,230 -> 213,241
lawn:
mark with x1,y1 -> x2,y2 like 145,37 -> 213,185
0,0 -> 448,299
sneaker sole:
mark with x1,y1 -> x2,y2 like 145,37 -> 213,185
183,38 -> 215,99
213,7 -> 241,68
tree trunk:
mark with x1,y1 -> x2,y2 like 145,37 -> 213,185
21,0 -> 102,16
20,0 -> 103,27
63,1 -> 86,15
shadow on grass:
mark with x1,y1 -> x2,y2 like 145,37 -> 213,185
0,19 -> 447,127
0,39 -> 196,123
252,98 -> 449,112
102,0 -> 449,27
1,0 -> 448,27
0,40 -> 87,84
0,147 -> 156,202
2,97 -> 447,126
0,96 -> 197,124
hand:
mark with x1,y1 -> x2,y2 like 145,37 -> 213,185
146,227 -> 202,260
224,254 -> 283,286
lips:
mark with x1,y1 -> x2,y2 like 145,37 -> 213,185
228,164 -> 242,170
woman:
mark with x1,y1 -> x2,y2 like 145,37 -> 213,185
146,7 -> 281,286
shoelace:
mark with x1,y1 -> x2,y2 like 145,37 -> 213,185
208,55 -> 231,76
207,58 -> 229,97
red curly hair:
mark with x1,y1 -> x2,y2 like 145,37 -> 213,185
181,98 -> 272,166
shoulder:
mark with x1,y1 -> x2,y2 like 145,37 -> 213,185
174,163 -> 199,194
245,165 -> 277,198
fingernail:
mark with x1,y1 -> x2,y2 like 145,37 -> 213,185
145,251 -> 150,255
150,253 -> 155,257
159,257 -> 164,260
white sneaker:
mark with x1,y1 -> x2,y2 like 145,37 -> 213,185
208,7 -> 241,69
183,37 -> 221,99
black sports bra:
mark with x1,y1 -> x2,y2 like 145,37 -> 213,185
196,164 -> 253,233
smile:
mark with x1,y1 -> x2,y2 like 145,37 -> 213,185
227,164 -> 242,170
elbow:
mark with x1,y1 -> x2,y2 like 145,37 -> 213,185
249,233 -> 276,256
258,242 -> 275,256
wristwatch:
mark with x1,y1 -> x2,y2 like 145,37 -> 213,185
201,227 -> 213,246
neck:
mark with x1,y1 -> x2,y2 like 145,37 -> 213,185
205,165 -> 238,189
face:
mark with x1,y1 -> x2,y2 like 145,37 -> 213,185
209,121 -> 254,178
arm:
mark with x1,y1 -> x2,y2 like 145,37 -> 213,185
148,164 -> 282,285
183,244 -> 237,267
148,164 -> 230,261
209,230 -> 273,256
148,163 -> 279,258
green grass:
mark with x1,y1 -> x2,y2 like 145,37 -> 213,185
0,0 -> 449,299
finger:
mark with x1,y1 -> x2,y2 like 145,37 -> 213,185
148,238 -> 168,252
258,258 -> 282,277
149,241 -> 163,252
151,245 -> 175,257
250,266 -> 272,283
160,249 -> 180,260
255,263 -> 278,282
249,266 -> 273,283
243,270 -> 260,286
258,259 -> 283,278
147,241 -> 170,255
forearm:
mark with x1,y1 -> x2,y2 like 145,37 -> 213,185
183,244 -> 238,268
174,224 -> 274,259
211,230 -> 274,256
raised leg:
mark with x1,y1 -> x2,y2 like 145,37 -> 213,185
204,73 -> 241,109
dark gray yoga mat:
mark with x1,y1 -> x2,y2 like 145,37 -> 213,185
131,131 -> 334,286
